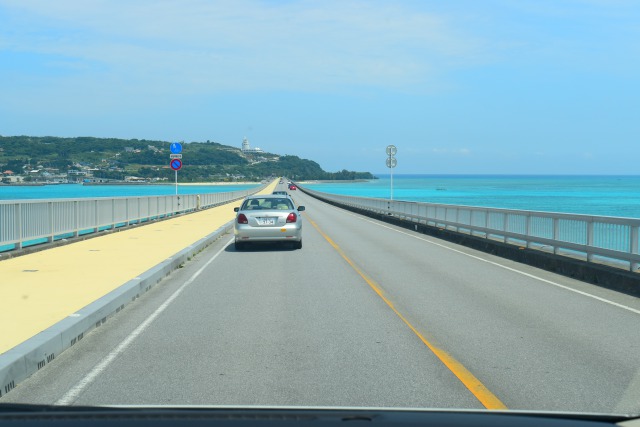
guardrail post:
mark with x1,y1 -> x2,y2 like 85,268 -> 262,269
553,218 -> 560,254
93,200 -> 99,233
525,214 -> 531,248
485,209 -> 490,239
441,207 -> 447,230
110,199 -> 115,229
48,201 -> 54,243
503,213 -> 508,243
631,225 -> 639,272
125,199 -> 130,226
587,221 -> 594,263
15,203 -> 23,250
73,200 -> 79,237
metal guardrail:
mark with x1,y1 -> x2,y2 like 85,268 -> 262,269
300,186 -> 640,272
0,185 -> 267,253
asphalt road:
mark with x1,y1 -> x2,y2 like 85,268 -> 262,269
3,184 -> 640,414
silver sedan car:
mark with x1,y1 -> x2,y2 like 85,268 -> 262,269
233,194 -> 305,250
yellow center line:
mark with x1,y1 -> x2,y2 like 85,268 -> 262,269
305,213 -> 507,410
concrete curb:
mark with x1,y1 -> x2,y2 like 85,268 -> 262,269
0,221 -> 234,398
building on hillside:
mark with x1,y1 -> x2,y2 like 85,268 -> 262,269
241,137 -> 263,153
125,176 -> 147,182
1,170 -> 24,184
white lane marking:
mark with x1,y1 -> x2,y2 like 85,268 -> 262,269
336,208 -> 640,316
56,238 -> 233,405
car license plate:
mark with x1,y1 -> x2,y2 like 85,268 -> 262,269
257,217 -> 276,225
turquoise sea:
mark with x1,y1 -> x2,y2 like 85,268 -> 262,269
304,175 -> 640,219
0,182 -> 263,252
0,183 -> 259,201
2,176 -> 640,219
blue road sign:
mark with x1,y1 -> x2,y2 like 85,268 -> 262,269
170,159 -> 182,171
170,142 -> 183,154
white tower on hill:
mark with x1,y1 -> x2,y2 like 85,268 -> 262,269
241,137 -> 263,153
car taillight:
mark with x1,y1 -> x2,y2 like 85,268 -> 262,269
286,212 -> 297,223
237,213 -> 248,224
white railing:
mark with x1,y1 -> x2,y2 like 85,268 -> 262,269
300,186 -> 640,272
0,185 -> 266,252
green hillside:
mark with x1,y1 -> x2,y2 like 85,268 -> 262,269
0,136 -> 374,182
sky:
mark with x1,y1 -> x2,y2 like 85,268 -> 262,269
0,0 -> 638,175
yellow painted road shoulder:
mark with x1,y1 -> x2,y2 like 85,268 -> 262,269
0,180 -> 278,355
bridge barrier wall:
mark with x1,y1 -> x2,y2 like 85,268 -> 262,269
0,184 -> 267,255
299,185 -> 640,295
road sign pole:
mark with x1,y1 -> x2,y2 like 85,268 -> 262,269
386,145 -> 397,201
170,142 -> 183,196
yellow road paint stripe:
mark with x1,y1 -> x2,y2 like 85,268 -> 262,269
306,214 -> 507,410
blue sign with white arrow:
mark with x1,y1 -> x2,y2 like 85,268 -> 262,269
170,142 -> 182,154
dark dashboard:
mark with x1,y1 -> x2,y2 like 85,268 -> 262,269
0,406 -> 635,427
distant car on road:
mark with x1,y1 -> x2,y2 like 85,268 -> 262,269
234,194 -> 305,250
288,184 -> 297,190
272,190 -> 289,195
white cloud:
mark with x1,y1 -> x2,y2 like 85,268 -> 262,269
1,0 -> 485,94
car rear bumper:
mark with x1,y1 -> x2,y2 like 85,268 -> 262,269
234,225 -> 302,242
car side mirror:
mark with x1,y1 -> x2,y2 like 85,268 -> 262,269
297,206 -> 305,211
234,207 -> 239,212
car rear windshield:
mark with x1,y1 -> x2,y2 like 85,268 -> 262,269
242,198 -> 294,210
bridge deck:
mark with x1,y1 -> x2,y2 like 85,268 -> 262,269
3,181 -> 640,413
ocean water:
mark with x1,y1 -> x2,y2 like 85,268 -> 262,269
2,176 -> 639,219
0,182 -> 263,252
304,175 -> 640,219
0,183 -> 260,201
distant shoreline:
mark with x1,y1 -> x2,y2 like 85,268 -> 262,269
0,183 -> 46,187
180,181 -> 262,186
298,179 -> 372,184
82,181 -> 261,186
